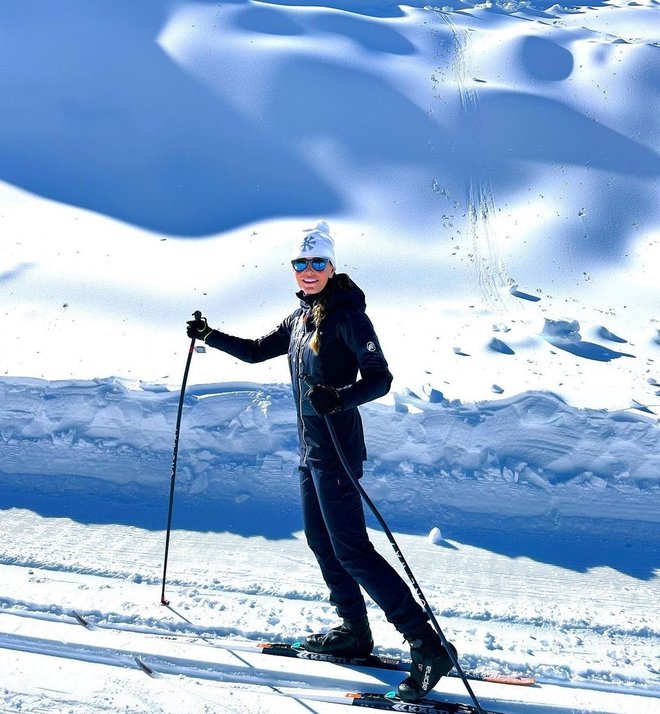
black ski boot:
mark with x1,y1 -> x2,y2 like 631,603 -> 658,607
398,624 -> 457,702
303,616 -> 374,659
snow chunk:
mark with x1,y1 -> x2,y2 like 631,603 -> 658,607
489,337 -> 515,355
509,285 -> 541,302
596,326 -> 628,344
542,319 -> 582,345
428,526 -> 444,545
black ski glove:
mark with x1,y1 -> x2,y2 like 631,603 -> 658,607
186,316 -> 213,341
307,384 -> 343,416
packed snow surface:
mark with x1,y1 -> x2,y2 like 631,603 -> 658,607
0,0 -> 658,712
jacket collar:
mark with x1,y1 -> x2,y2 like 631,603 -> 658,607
296,273 -> 366,312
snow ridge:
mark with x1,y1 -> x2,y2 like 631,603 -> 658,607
1,376 -> 658,529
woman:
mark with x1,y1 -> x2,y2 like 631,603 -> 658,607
186,222 -> 455,702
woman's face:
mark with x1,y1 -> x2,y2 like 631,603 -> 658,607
293,259 -> 335,295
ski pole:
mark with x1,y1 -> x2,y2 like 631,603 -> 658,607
160,310 -> 202,606
304,378 -> 487,714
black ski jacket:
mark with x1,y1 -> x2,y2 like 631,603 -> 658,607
205,274 -> 392,469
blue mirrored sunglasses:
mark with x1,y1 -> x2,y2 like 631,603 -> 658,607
291,257 -> 329,273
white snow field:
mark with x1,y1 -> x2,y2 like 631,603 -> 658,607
0,0 -> 658,712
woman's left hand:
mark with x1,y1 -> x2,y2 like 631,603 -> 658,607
307,384 -> 343,416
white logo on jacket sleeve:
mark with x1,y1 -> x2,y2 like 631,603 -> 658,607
366,341 -> 377,352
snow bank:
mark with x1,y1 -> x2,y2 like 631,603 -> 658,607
2,377 -> 657,530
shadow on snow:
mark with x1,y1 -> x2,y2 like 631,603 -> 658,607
0,2 -> 657,242
1,472 -> 657,581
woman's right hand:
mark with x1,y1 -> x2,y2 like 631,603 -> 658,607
186,315 -> 213,340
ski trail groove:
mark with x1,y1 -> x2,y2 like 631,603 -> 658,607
435,11 -> 514,311
1,612 -> 657,714
2,607 -> 658,699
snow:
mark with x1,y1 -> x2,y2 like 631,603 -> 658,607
428,527 -> 445,544
0,0 -> 659,712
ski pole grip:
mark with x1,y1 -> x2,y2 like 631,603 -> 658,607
188,310 -> 204,351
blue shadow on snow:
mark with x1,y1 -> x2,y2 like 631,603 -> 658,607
0,473 -> 303,541
545,338 -> 635,362
1,473 -> 657,580
0,2 -> 341,236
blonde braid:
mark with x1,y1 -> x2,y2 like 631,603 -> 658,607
309,299 -> 325,355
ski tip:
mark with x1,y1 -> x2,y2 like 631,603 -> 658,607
72,611 -> 95,630
134,657 -> 156,678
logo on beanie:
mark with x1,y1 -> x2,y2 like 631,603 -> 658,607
366,341 -> 377,352
301,236 -> 317,252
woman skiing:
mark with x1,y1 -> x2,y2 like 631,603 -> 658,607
186,222 -> 456,702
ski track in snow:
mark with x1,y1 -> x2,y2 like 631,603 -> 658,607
435,10 -> 514,313
0,554 -> 658,714
0,504 -> 658,700
0,345 -> 658,686
1,377 -> 659,712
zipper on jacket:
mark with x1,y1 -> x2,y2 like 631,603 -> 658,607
296,315 -> 310,461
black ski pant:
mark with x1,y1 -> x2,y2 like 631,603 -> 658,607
300,463 -> 428,639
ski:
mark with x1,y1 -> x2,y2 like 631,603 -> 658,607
1,612 -> 509,713
336,691 -> 502,713
260,641 -> 404,671
258,642 -> 535,687
70,611 -> 535,687
132,651 -> 507,713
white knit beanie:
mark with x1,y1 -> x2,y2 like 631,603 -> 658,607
291,221 -> 336,267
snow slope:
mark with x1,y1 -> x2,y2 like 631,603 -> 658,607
0,0 -> 659,712
2,0 -> 659,408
